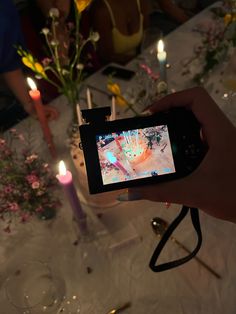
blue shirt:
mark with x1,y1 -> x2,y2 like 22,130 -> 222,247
0,0 -> 25,73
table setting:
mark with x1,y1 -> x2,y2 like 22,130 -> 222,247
1,1 -> 236,313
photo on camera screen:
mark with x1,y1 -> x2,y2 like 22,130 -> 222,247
96,125 -> 176,185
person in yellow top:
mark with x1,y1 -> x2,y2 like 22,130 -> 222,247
89,0 -> 149,65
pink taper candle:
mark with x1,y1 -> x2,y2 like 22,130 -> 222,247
27,77 -> 56,159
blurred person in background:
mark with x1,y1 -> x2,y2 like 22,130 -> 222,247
149,0 -> 198,35
0,0 -> 58,131
89,0 -> 149,65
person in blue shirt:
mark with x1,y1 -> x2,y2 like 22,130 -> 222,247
0,0 -> 58,130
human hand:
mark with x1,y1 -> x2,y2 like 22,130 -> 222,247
24,101 -> 59,121
126,87 -> 236,223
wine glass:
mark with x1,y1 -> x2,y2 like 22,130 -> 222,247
4,260 -> 66,314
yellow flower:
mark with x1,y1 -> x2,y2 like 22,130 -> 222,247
34,62 -> 45,76
224,13 -> 232,25
107,82 -> 129,106
22,56 -> 34,70
74,0 -> 92,13
115,95 -> 128,107
22,55 -> 46,77
107,83 -> 121,96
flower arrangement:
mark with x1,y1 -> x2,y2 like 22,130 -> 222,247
182,1 -> 236,84
17,0 -> 99,118
0,129 -> 61,232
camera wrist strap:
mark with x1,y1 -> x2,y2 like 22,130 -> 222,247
149,206 -> 202,272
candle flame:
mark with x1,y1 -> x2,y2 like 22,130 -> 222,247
58,160 -> 67,175
27,77 -> 37,90
157,40 -> 164,53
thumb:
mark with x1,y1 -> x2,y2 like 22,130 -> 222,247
118,172 -> 202,209
129,179 -> 192,204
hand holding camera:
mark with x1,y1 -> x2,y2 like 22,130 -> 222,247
127,87 -> 236,224
79,89 -> 206,193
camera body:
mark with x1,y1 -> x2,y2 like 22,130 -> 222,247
79,107 -> 206,194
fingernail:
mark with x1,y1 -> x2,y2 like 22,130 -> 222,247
165,202 -> 171,208
117,191 -> 142,201
140,109 -> 152,116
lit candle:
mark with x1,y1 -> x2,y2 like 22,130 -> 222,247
86,88 -> 92,109
27,77 -> 56,158
56,160 -> 86,223
157,39 -> 167,82
135,130 -> 139,147
76,103 -> 83,126
111,96 -> 116,121
106,152 -> 129,176
128,130 -> 132,144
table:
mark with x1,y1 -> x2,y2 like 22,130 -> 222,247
1,2 -> 236,313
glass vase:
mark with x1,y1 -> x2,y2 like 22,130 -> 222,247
70,134 -> 122,212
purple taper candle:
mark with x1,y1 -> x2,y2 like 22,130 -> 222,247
56,160 -> 86,223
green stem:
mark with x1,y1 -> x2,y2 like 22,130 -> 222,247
70,3 -> 81,81
51,16 -> 66,87
127,103 -> 139,116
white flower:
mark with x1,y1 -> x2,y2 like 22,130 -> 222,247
90,32 -> 100,42
62,69 -> 69,75
49,8 -> 60,18
76,63 -> 84,70
25,154 -> 38,163
50,39 -> 59,46
41,28 -> 50,36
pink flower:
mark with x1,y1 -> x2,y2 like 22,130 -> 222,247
8,202 -> 19,212
4,185 -> 13,194
25,154 -> 38,164
36,206 -> 43,213
67,22 -> 74,30
36,190 -> 44,196
26,174 -> 38,184
4,149 -> 12,156
17,134 -> 25,141
32,181 -> 40,189
21,213 -> 30,222
42,58 -> 52,67
23,192 -> 30,200
0,139 -> 6,147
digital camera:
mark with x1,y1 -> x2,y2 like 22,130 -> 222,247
79,107 -> 206,194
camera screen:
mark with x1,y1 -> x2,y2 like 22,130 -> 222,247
96,125 -> 176,185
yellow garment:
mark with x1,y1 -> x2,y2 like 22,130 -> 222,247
103,0 -> 143,56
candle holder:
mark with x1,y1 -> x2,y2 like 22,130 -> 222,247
72,215 -> 92,243
157,80 -> 168,97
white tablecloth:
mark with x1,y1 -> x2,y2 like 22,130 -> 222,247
1,2 -> 236,313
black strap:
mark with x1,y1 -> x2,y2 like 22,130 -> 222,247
149,206 -> 202,272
